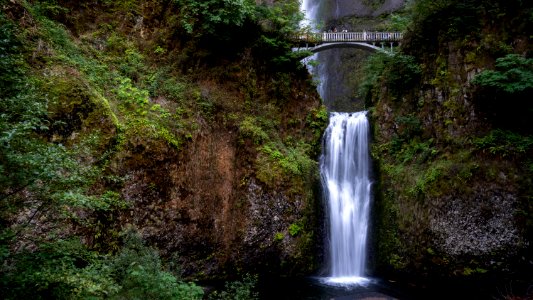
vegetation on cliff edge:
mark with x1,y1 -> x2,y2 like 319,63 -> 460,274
1,0 -> 323,298
360,0 -> 533,292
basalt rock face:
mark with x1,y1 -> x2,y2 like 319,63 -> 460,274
23,0 -> 327,279
109,68 -> 324,278
368,1 -> 533,282
114,114 -> 322,278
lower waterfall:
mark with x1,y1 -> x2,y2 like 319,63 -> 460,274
320,111 -> 371,285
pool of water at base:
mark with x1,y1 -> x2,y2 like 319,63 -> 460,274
257,276 -> 409,300
255,275 -> 527,300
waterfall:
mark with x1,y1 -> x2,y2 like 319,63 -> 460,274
320,112 -> 371,285
301,0 -> 320,28
299,0 -> 372,285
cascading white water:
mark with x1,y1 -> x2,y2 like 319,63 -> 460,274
320,112 -> 371,285
301,0 -> 320,28
299,0 -> 372,285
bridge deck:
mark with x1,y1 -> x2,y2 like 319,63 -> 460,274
296,32 -> 403,44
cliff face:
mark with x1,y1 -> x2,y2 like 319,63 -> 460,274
1,0 -> 326,280
112,68 -> 326,278
367,0 -> 533,283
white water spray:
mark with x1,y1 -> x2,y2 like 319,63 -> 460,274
320,112 -> 371,285
301,0 -> 320,28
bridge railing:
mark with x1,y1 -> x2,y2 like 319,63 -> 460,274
295,32 -> 403,43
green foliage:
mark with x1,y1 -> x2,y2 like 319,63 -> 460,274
362,0 -> 386,10
473,54 -> 533,94
274,232 -> 284,241
255,0 -> 303,35
239,116 -> 269,144
395,114 -> 422,140
117,78 -> 150,110
2,0 -> 323,294
407,0 -> 480,46
462,267 -> 488,276
0,14 -> 25,97
473,129 -> 533,157
387,13 -> 410,31
158,77 -> 188,102
174,0 -> 256,36
396,139 -> 437,164
358,53 -> 387,102
384,54 -> 422,98
208,274 -> 258,300
288,223 -> 302,237
472,54 -> 533,131
253,0 -> 306,67
32,0 -> 70,18
257,141 -> 315,187
1,232 -> 203,300
1,5 -> 203,299
1,239 -> 120,300
306,106 -> 328,155
0,13 -> 101,224
306,106 -> 328,133
109,230 -> 204,300
119,48 -> 145,79
408,160 -> 449,197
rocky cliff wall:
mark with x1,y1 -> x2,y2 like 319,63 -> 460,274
367,0 -> 533,285
1,0 -> 327,280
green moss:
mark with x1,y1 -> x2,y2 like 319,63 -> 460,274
239,117 -> 269,144
463,267 -> 488,276
255,141 -> 316,191
288,223 -> 302,237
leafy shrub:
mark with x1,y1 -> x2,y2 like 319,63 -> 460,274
1,232 -> 204,300
472,54 -> 533,131
473,129 -> 533,157
1,239 -> 120,300
109,230 -> 204,300
174,0 -> 256,36
119,48 -> 145,79
252,0 -> 305,67
239,116 -> 269,144
254,0 -> 303,35
116,78 -> 150,111
208,274 -> 258,300
359,53 -> 421,102
358,53 -> 388,103
384,54 -> 422,98
473,54 -> 533,93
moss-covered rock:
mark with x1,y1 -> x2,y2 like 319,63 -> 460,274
2,0 -> 325,282
367,0 -> 533,284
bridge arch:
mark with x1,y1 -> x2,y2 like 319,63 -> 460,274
292,31 -> 402,56
308,42 -> 383,53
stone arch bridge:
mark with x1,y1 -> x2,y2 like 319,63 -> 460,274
294,31 -> 403,53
